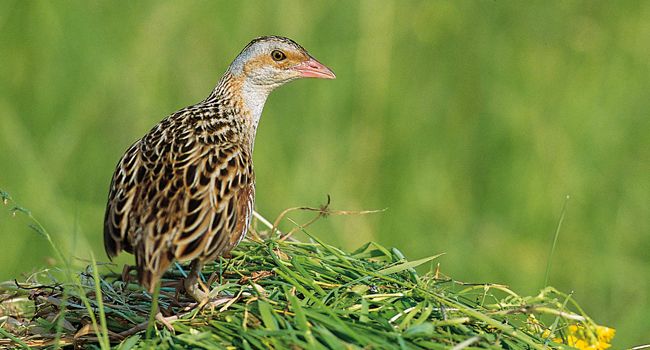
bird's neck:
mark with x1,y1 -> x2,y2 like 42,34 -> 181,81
206,72 -> 273,148
240,79 -> 271,128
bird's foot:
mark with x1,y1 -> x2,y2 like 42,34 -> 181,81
155,312 -> 178,332
183,276 -> 208,301
184,280 -> 236,311
197,294 -> 236,311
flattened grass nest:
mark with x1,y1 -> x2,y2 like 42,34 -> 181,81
0,191 -> 612,349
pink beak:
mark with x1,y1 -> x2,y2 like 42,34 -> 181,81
294,56 -> 336,79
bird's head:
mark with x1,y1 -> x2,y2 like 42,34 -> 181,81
228,36 -> 336,91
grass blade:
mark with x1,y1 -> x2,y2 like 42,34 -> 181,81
377,253 -> 444,275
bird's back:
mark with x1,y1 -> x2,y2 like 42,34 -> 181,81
103,101 -> 255,291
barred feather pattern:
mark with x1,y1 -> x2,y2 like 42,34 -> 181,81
103,35 -> 332,293
104,75 -> 256,291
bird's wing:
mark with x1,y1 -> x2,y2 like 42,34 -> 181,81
167,141 -> 255,262
139,140 -> 254,290
104,141 -> 143,258
105,116 -> 255,291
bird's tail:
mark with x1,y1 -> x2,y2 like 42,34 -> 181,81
135,250 -> 172,294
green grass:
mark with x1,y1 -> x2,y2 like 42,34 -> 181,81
0,193 -> 613,349
0,1 -> 649,347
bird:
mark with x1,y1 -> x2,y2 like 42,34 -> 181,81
103,36 -> 335,302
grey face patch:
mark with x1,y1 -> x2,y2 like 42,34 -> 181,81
228,36 -> 308,78
218,36 -> 314,129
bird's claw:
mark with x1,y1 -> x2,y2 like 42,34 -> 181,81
155,312 -> 178,332
197,295 -> 236,311
184,280 -> 236,311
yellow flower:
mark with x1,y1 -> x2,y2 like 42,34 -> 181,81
549,324 -> 616,350
595,325 -> 616,344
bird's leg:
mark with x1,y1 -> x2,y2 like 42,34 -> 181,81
183,260 -> 236,310
121,264 -> 135,283
183,260 -> 208,302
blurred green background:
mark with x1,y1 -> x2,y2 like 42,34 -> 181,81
1,1 -> 648,347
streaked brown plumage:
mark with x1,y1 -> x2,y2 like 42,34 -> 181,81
103,36 -> 334,300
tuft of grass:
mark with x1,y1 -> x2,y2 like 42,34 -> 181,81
0,190 -> 614,349
1,237 -> 614,349
543,195 -> 570,288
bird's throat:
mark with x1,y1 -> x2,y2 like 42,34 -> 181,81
208,72 -> 271,149
240,79 -> 271,130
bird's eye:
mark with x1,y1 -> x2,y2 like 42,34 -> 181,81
271,50 -> 286,62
